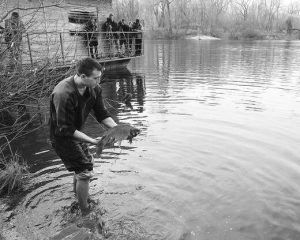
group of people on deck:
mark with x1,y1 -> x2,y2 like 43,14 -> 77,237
84,13 -> 143,59
1,11 -> 143,66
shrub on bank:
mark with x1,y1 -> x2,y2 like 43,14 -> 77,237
0,232 -> 5,240
228,29 -> 268,40
0,150 -> 29,195
242,29 -> 262,39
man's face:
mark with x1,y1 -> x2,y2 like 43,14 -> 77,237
109,15 -> 114,21
12,16 -> 18,22
81,69 -> 102,88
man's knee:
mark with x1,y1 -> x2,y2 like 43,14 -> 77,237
75,169 -> 94,181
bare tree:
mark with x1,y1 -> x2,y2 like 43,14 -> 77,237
235,0 -> 252,22
208,0 -> 231,31
267,0 -> 281,30
115,0 -> 139,22
165,0 -> 173,36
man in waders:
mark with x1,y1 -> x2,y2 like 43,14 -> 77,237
49,58 -> 117,216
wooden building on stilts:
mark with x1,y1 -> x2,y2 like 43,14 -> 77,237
0,0 -> 144,72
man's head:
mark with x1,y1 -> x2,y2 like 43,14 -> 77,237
11,12 -> 19,20
109,13 -> 114,21
136,19 -> 140,23
76,58 -> 103,87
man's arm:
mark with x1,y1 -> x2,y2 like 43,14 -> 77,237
19,21 -> 25,33
101,117 -> 117,128
72,117 -> 116,145
73,130 -> 98,145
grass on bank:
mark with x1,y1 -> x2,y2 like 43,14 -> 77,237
0,137 -> 30,195
0,233 -> 5,240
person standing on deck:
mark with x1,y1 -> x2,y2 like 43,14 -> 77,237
49,58 -> 117,216
84,18 -> 99,59
105,14 -> 120,56
118,19 -> 130,56
132,19 -> 143,56
128,21 -> 134,55
4,12 -> 25,66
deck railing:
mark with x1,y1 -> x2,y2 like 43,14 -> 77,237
0,30 -> 144,68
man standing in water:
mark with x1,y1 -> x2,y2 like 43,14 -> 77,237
49,58 -> 117,215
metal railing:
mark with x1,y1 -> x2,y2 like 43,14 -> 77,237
0,30 -> 144,68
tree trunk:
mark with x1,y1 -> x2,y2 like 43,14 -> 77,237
166,0 -> 172,37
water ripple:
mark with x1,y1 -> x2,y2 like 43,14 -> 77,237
4,40 -> 300,240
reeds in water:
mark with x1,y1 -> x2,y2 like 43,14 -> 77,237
0,137 -> 30,195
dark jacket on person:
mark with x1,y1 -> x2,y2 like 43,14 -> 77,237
105,18 -> 118,32
118,22 -> 130,38
49,76 -> 111,139
84,20 -> 98,46
132,22 -> 142,38
4,17 -> 25,43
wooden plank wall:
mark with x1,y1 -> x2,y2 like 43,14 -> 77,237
1,0 -> 114,66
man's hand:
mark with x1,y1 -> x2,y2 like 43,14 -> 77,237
94,136 -> 116,146
73,130 -> 101,145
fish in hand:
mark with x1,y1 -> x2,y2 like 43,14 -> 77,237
96,124 -> 140,156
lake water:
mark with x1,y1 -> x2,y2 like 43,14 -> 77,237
2,40 -> 300,240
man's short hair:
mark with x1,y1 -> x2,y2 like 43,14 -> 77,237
76,58 -> 103,77
12,12 -> 19,18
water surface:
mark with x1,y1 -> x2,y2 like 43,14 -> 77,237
2,40 -> 300,240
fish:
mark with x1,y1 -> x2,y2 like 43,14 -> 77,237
96,124 -> 140,156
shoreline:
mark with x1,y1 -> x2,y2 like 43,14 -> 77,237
184,33 -> 300,41
186,35 -> 221,40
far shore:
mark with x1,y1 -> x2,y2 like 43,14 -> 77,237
183,33 -> 300,41
186,35 -> 221,40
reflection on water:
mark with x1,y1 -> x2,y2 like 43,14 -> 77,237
2,40 -> 300,240
101,69 -> 146,117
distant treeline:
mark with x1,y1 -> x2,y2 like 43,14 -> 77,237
113,0 -> 300,39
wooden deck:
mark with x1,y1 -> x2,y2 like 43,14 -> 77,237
0,30 -> 143,72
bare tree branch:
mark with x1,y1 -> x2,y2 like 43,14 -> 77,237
0,0 -> 63,23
